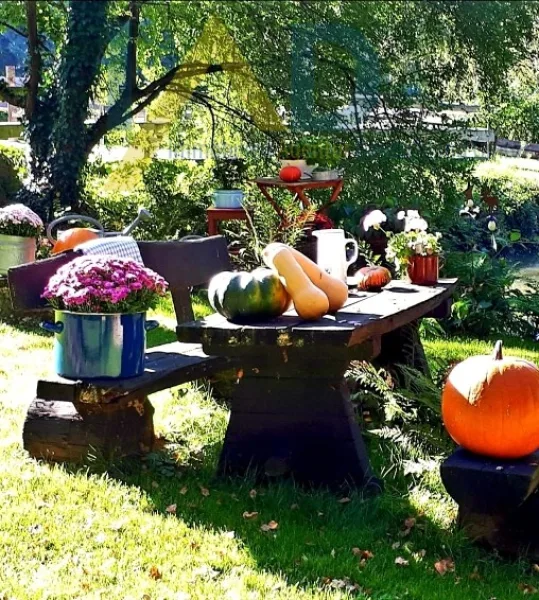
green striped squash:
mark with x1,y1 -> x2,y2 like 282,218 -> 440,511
208,268 -> 290,323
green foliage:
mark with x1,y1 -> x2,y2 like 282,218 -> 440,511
0,144 -> 27,180
0,151 -> 21,206
212,157 -> 247,190
442,250 -> 539,338
87,159 -> 213,240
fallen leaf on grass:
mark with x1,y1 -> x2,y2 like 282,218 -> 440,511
434,558 -> 455,576
338,497 -> 351,504
469,567 -> 482,581
200,487 -> 210,497
331,548 -> 336,558
533,564 -> 539,573
391,542 -> 401,550
242,511 -> 259,520
290,503 -> 299,510
151,481 -> 159,489
518,583 -> 538,595
249,489 -> 257,499
166,504 -> 177,514
180,486 -> 188,495
352,548 -> 374,560
395,557 -> 409,567
149,565 -> 162,580
260,520 -> 279,532
404,517 -> 416,530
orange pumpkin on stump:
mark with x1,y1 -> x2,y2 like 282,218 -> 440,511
442,340 -> 539,459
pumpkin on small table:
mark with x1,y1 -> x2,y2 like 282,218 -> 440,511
356,266 -> 392,292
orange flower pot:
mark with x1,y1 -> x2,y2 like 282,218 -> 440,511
407,255 -> 439,286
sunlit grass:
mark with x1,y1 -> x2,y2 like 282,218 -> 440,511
1,305 -> 539,598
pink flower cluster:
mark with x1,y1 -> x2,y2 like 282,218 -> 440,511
0,203 -> 43,237
42,256 -> 168,314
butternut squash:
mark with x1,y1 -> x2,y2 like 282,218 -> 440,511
271,247 -> 329,320
263,243 -> 348,312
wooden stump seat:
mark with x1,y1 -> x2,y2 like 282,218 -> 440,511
7,236 -> 231,463
441,448 -> 539,559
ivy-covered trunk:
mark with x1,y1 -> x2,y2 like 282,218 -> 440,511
22,2 -> 110,219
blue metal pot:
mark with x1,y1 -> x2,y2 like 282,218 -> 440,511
41,311 -> 159,380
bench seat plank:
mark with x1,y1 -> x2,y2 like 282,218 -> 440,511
36,341 -> 230,404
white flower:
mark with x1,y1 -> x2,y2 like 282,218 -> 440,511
363,209 -> 387,231
405,217 -> 428,232
488,219 -> 497,232
406,210 -> 420,219
466,199 -> 474,208
397,210 -> 406,220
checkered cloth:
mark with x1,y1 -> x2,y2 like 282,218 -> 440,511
75,236 -> 144,264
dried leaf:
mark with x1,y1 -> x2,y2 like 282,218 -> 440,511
200,487 -> 210,497
533,564 -> 539,574
395,557 -> 409,567
361,550 -> 375,560
404,517 -> 416,530
391,542 -> 401,550
331,548 -> 336,558
338,497 -> 351,504
149,565 -> 162,580
469,567 -> 482,581
260,520 -> 279,532
434,558 -> 455,576
151,481 -> 159,489
518,583 -> 538,595
179,486 -> 188,495
352,547 -> 362,556
242,511 -> 259,520
249,489 -> 257,499
290,503 -> 299,510
166,504 -> 177,514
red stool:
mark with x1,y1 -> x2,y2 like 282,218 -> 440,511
207,207 -> 248,236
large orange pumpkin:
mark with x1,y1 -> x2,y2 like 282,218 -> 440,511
52,228 -> 100,254
442,340 -> 539,459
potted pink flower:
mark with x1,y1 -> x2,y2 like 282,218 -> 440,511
41,256 -> 168,380
0,203 -> 43,274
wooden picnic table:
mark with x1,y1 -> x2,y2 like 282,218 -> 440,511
177,279 -> 457,490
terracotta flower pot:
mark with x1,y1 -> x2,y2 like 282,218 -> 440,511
407,255 -> 439,286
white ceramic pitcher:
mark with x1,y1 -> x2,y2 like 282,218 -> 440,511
312,229 -> 359,283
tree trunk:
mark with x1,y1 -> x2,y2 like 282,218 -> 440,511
48,1 -> 110,211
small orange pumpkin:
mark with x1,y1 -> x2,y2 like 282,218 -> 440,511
279,166 -> 302,183
356,266 -> 391,292
52,228 -> 100,254
442,340 -> 539,459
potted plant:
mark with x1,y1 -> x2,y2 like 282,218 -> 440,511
0,203 -> 43,275
212,157 -> 247,208
385,211 -> 442,285
279,137 -> 336,177
41,256 -> 168,380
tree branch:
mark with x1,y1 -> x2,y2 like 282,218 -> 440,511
0,20 -> 27,38
25,0 -> 41,120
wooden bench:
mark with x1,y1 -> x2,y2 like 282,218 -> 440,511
7,236 -> 232,463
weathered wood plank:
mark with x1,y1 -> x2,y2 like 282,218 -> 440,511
176,280 -> 457,349
23,396 -> 155,463
36,341 -> 229,404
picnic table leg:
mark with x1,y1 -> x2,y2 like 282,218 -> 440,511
375,320 -> 431,382
215,345 -> 382,492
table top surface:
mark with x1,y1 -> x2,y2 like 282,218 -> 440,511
177,279 -> 457,349
254,177 -> 343,188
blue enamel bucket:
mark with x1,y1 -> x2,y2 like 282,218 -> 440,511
41,311 -> 158,380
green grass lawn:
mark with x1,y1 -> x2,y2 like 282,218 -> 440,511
1,298 -> 539,599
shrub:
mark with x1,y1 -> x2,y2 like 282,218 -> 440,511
0,152 -> 21,207
0,144 -> 27,180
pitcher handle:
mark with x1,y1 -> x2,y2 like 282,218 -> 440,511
345,238 -> 359,267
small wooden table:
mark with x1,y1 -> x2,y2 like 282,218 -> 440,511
177,279 -> 456,490
207,207 -> 249,236
255,177 -> 344,225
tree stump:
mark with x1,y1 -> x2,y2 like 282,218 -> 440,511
23,396 -> 155,463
